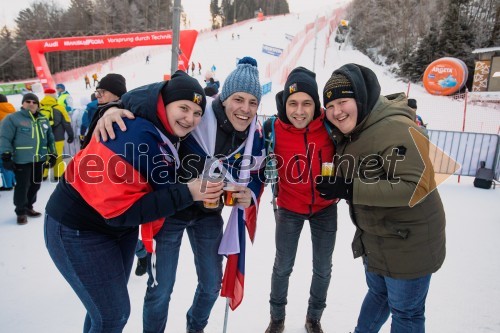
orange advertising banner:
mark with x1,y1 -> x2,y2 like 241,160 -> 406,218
423,57 -> 468,96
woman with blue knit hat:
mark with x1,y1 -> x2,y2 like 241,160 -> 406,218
91,56 -> 267,333
44,70 -> 220,333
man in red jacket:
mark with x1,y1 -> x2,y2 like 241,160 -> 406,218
264,67 -> 338,333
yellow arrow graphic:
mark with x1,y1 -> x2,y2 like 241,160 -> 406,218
409,127 -> 461,207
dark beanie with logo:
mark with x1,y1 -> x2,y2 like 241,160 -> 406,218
97,73 -> 127,98
323,73 -> 355,107
279,66 -> 321,124
22,93 -> 39,104
161,70 -> 207,113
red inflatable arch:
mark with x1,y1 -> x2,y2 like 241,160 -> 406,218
26,30 -> 198,89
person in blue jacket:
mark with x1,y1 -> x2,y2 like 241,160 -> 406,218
44,71 -> 224,333
79,93 -> 98,141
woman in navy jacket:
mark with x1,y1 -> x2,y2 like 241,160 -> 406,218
44,71 -> 223,333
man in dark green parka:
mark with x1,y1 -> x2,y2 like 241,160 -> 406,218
0,93 -> 56,225
316,63 -> 445,333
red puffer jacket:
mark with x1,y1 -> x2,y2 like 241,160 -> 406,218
274,113 -> 336,214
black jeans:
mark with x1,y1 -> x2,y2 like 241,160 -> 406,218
13,162 -> 44,216
269,204 -> 338,321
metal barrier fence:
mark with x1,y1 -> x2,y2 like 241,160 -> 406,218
428,130 -> 499,180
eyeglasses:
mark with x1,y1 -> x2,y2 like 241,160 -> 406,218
95,89 -> 106,97
24,100 -> 38,104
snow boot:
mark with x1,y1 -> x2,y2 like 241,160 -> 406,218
305,317 -> 324,333
265,318 -> 284,333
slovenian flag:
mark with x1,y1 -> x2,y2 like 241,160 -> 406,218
191,98 -> 263,310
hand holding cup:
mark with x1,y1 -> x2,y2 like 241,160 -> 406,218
187,177 -> 224,208
227,185 -> 252,208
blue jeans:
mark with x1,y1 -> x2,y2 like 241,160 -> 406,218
354,266 -> 431,333
142,214 -> 223,333
44,214 -> 138,333
269,204 -> 337,321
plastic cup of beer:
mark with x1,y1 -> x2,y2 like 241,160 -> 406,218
321,162 -> 334,176
203,173 -> 222,209
223,184 -> 238,206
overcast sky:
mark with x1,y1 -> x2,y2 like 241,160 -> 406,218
0,0 -> 340,31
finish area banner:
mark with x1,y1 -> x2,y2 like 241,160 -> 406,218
26,30 -> 198,88
29,31 -> 182,52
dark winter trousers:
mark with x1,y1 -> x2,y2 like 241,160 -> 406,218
269,204 -> 338,321
13,162 -> 44,216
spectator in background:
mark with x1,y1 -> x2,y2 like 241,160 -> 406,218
80,93 -> 98,147
56,83 -> 74,114
0,93 -> 56,225
204,70 -> 220,90
198,62 -> 202,75
84,74 -> 91,89
81,73 -> 127,149
204,72 -> 220,99
0,93 -> 15,122
92,73 -> 99,87
408,98 -> 427,129
0,93 -> 16,190
40,88 -> 74,181
204,85 -> 218,98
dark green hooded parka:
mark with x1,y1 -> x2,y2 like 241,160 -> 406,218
328,64 -> 446,279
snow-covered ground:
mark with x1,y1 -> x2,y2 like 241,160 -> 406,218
1,4 -> 500,332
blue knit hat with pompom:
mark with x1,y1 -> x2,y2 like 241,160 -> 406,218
220,56 -> 261,103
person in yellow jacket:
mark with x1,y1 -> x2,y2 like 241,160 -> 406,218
40,88 -> 74,180
0,93 -> 15,122
55,83 -> 74,114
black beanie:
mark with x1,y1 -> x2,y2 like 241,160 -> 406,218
97,73 -> 127,98
22,93 -> 39,104
407,98 -> 417,109
161,70 -> 206,112
0,93 -> 7,103
282,67 -> 321,119
323,73 -> 355,107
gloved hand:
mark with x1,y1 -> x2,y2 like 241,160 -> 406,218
67,136 -> 74,144
315,175 -> 353,201
46,154 -> 57,168
1,152 -> 15,171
